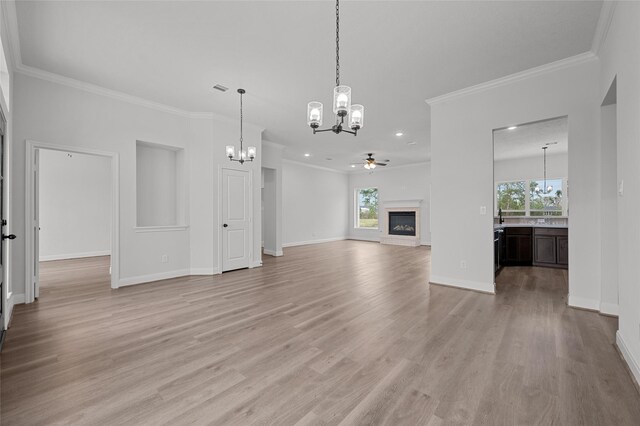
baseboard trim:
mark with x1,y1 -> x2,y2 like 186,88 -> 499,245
249,261 -> 263,269
282,236 -> 346,248
616,330 -> 640,394
429,275 -> 495,294
12,294 -> 25,304
263,249 -> 283,257
599,302 -> 619,317
40,250 -> 111,262
347,236 -> 380,243
189,268 -> 221,276
118,269 -> 190,287
568,295 -> 600,311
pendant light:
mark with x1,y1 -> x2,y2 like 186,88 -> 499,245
534,146 -> 554,196
226,89 -> 256,164
307,0 -> 364,136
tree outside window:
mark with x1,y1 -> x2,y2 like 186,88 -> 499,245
356,188 -> 378,228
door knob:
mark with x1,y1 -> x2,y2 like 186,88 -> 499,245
223,224 -> 228,227
2,234 -> 16,240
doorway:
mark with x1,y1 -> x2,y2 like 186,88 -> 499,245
492,116 -> 569,294
221,167 -> 252,272
25,141 -> 120,303
0,108 -> 12,338
37,150 -> 112,299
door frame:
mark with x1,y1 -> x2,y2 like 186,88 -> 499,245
25,140 -> 120,303
217,165 -> 254,273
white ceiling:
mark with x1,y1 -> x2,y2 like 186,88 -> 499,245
493,116 -> 568,161
14,1 -> 602,171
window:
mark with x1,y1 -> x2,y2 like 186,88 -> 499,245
496,179 -> 567,217
496,181 -> 526,216
355,188 -> 378,228
529,179 -> 563,216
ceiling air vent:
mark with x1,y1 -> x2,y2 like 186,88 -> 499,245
213,84 -> 228,92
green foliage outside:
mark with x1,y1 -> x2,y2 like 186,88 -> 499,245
496,182 -> 526,213
358,188 -> 378,228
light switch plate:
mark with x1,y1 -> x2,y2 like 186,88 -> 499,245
619,180 -> 624,196
480,206 -> 487,215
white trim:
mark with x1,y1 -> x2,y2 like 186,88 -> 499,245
616,330 -> 640,389
25,140 -> 120,303
599,302 -> 619,317
568,295 -> 600,311
425,52 -> 597,106
1,0 -> 22,70
263,249 -> 283,257
11,293 -> 24,305
591,1 -> 617,55
118,269 -> 189,287
430,275 -> 496,294
282,159 -> 348,174
39,250 -> 110,262
348,235 -> 380,243
134,225 -> 189,233
249,260 -> 262,269
282,236 -> 347,248
189,268 -> 221,276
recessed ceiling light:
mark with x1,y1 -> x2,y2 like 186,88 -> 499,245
351,164 -> 356,168
507,126 -> 517,130
395,132 -> 404,137
407,141 -> 417,145
213,84 -> 228,92
304,153 -> 310,157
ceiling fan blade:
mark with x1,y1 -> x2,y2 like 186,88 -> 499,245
376,162 -> 388,166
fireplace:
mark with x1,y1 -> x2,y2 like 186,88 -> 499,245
388,211 -> 416,236
379,200 -> 422,247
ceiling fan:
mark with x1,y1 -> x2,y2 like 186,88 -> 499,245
355,153 -> 388,170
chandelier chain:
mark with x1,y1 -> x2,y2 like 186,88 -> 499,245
239,91 -> 243,146
335,0 -> 340,87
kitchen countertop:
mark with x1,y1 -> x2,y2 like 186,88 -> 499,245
494,224 -> 568,230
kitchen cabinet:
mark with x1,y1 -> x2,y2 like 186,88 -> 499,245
533,228 -> 568,269
503,227 -> 532,265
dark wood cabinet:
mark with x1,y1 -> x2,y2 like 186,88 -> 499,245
503,227 -> 532,265
533,228 -> 568,269
557,236 -> 568,265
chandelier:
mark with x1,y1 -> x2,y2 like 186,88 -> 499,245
307,0 -> 364,136
534,146 -> 554,196
226,89 -> 256,164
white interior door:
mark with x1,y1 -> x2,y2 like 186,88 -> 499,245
222,168 -> 251,272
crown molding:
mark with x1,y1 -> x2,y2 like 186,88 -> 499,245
425,52 -> 597,106
591,1 -> 617,55
16,63 -> 194,117
1,1 -> 22,71
282,158 -> 347,174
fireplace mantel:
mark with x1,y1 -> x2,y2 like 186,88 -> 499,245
382,199 -> 422,209
380,201 -> 422,247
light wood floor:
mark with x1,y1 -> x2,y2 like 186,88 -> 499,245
1,241 -> 639,425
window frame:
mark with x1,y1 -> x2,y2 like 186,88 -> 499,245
495,178 -> 568,217
354,187 -> 379,229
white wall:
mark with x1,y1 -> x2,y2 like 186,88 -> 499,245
494,152 -> 568,183
282,160 -> 348,246
12,72 -> 263,295
599,104 -> 617,315
348,163 -> 431,245
261,141 -> 284,256
430,58 -> 601,298
597,2 -> 640,384
39,150 -> 111,261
